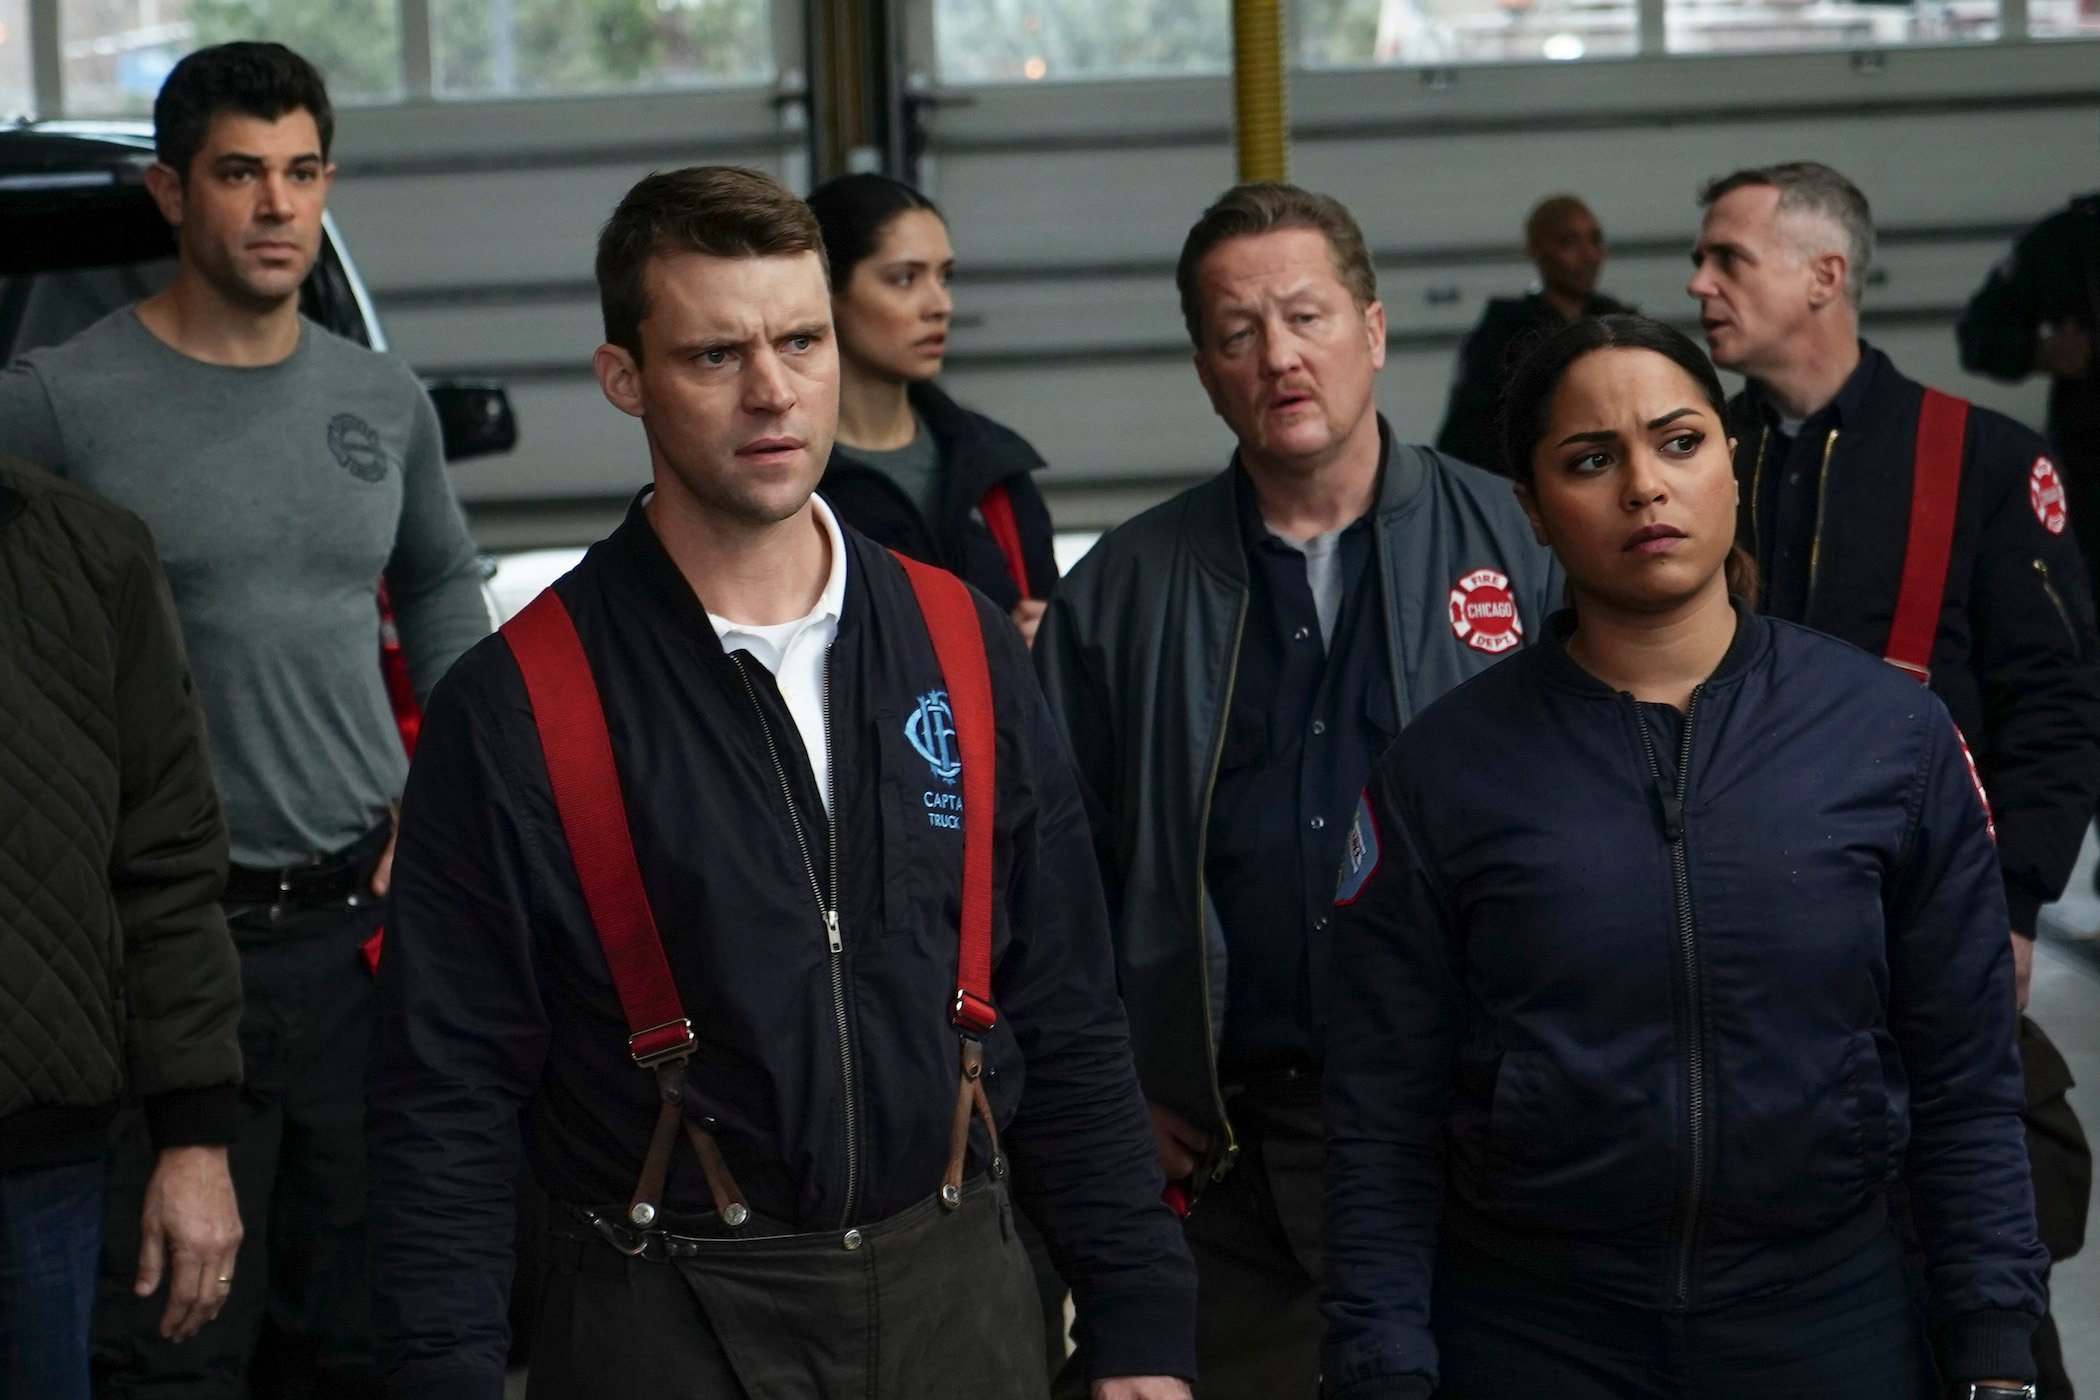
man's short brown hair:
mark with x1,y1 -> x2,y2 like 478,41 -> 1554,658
1175,182 -> 1378,346
596,165 -> 827,359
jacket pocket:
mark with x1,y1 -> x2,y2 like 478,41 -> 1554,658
1849,1030 -> 1893,1188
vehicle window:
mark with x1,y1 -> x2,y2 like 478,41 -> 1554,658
0,184 -> 371,361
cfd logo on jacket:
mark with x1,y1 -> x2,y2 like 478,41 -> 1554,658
1449,568 -> 1524,655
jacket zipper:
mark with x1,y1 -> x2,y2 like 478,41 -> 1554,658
734,650 -> 857,1225
1632,687 -> 1706,1310
1191,591 -> 1251,1178
1805,429 -> 1838,604
2035,559 -> 2079,646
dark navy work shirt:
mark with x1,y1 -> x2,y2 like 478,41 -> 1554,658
1750,348 -> 1877,622
1206,468 -> 1394,1078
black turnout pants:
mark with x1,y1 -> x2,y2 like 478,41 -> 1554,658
528,1176 -> 1047,1400
1434,1227 -> 1936,1400
1182,1074 -> 1325,1400
93,901 -> 384,1400
2023,1015 -> 2091,1400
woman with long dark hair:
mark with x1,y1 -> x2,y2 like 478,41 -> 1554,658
1320,314 -> 2045,1400
806,174 -> 1058,644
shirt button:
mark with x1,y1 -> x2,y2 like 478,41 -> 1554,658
1316,917 -> 1330,931
1311,720 -> 1327,735
842,1229 -> 864,1251
1294,626 -> 1311,641
1789,472 -> 1801,484
1310,815 -> 1325,830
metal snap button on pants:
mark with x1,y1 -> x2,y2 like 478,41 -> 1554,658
530,1176 -> 1049,1400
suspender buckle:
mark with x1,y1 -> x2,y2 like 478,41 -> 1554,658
628,1018 -> 695,1068
951,990 -> 997,1038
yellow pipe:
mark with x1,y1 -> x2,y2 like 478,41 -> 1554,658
1232,0 -> 1288,183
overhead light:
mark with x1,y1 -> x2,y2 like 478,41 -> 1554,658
1543,33 -> 1586,59
1023,56 -> 1048,79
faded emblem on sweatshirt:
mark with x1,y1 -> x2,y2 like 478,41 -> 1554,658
328,413 -> 390,483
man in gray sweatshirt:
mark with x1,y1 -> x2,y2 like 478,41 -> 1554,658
0,43 -> 488,1398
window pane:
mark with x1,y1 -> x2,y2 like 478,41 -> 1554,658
60,0 -> 401,117
1301,0 -> 1636,67
0,0 -> 28,117
935,0 -> 1231,82
432,0 -> 774,98
1665,0 -> 1998,53
2029,0 -> 2100,36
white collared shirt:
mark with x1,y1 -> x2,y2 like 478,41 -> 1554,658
707,495 -> 848,814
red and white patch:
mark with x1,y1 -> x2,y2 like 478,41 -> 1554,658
2030,456 -> 2069,536
1954,725 -> 1997,844
1449,568 -> 1524,655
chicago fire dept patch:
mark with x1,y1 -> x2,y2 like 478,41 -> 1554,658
1334,791 -> 1382,906
2030,457 -> 2069,536
1449,568 -> 1523,654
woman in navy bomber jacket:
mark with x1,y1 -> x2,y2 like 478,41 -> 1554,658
1320,316 -> 2046,1400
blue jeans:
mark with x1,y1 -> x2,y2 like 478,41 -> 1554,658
0,1156 -> 106,1400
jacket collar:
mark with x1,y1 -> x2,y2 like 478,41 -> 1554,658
1189,414 -> 1418,585
1744,339 -> 1890,433
601,488 -> 872,659
1535,595 -> 1769,699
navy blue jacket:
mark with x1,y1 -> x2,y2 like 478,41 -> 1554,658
821,381 -> 1059,612
367,499 -> 1193,1397
1322,606 -> 2045,1400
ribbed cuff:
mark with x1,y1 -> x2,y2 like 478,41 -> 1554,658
2004,883 -> 2042,939
142,1085 -> 241,1151
1330,1374 -> 1435,1400
1947,1308 -> 2040,1384
1079,1283 -> 1200,1382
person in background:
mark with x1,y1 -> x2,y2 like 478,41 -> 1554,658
0,43 -> 491,1397
1957,189 -> 2100,578
1323,313 -> 2045,1400
1435,193 -> 1632,471
1036,182 -> 1560,1400
808,174 -> 1060,645
1692,159 -> 2095,1395
0,454 -> 244,1400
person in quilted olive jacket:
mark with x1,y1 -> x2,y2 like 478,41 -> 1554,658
0,452 -> 243,1400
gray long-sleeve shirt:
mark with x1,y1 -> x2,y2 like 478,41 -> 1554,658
0,309 -> 490,866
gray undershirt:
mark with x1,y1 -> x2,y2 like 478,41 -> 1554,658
848,418 -> 943,523
0,309 -> 490,866
1267,522 -> 1349,645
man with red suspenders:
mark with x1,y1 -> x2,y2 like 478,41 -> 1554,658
365,166 -> 1195,1400
1694,161 -> 2099,1398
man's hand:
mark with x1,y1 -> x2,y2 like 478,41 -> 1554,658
2012,930 -> 2035,1013
1010,597 -> 1048,649
1149,1102 -> 1211,1184
135,1144 -> 242,1342
2035,323 -> 2092,380
1093,1378 -> 1194,1400
370,802 -> 400,897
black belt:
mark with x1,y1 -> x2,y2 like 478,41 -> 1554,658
224,821 -> 392,908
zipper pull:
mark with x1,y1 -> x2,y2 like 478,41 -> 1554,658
1654,779 -> 1685,842
825,909 -> 842,954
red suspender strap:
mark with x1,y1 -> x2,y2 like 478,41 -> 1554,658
501,590 -> 695,1068
978,482 -> 1033,600
1884,388 -> 1970,683
892,554 -> 1000,1038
